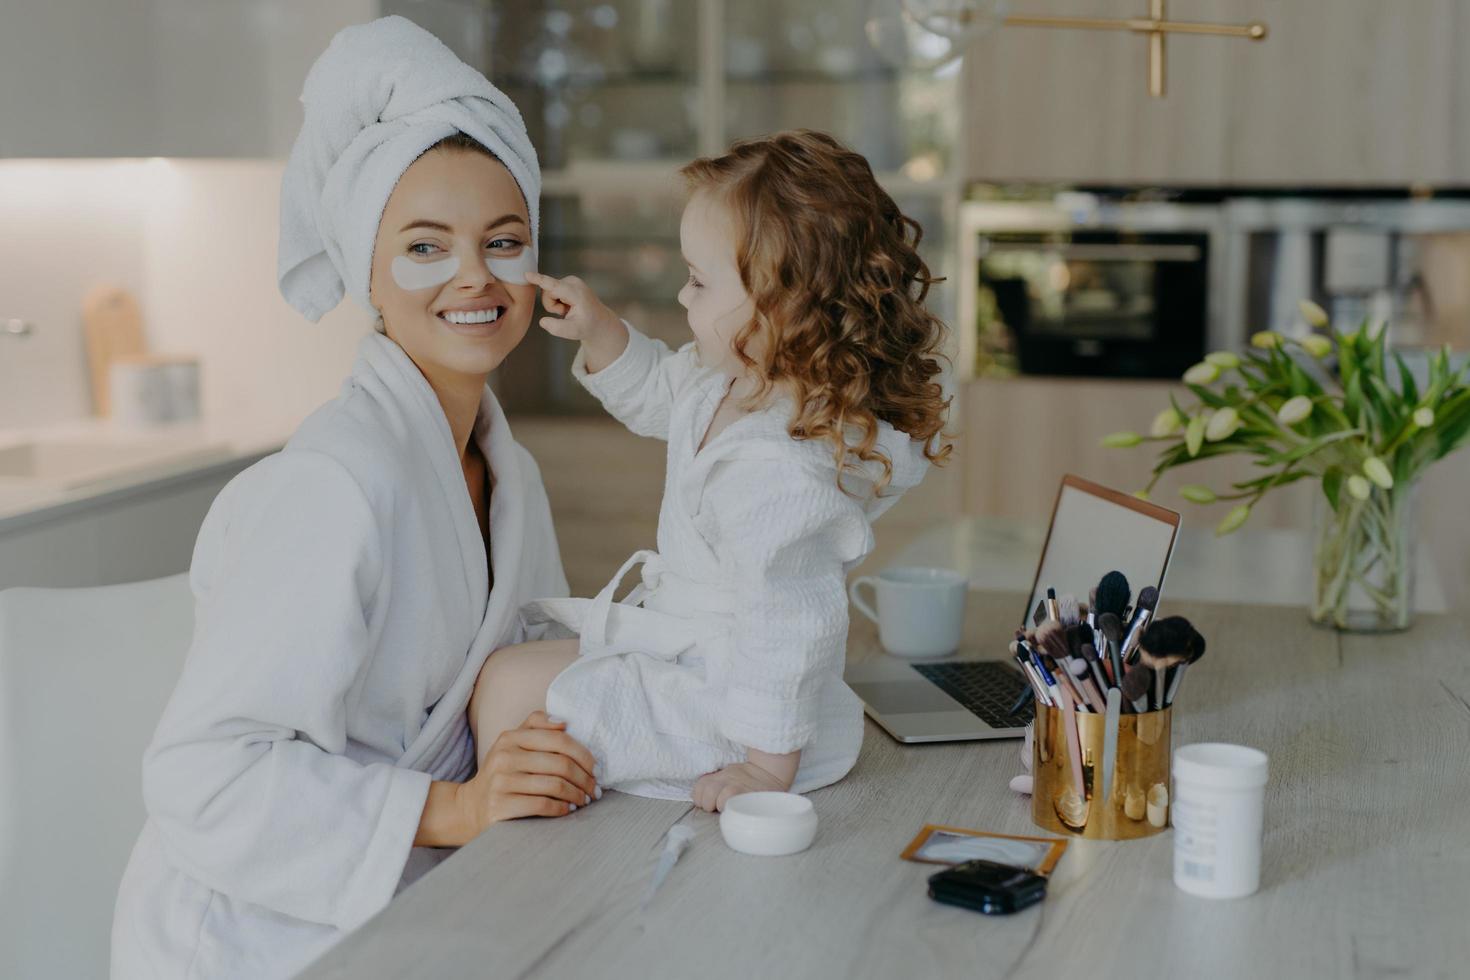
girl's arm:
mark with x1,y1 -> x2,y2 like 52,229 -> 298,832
530,271 -> 699,441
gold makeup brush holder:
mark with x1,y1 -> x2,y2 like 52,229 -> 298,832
1032,702 -> 1172,840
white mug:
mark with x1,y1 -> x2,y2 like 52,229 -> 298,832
848,566 -> 967,658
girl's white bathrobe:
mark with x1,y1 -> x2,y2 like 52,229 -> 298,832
525,325 -> 929,799
111,333 -> 567,980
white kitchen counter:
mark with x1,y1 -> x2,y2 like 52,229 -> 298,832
0,419 -> 289,533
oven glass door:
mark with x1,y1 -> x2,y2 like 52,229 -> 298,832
977,230 -> 1208,378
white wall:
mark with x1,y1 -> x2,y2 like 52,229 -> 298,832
139,160 -> 371,436
0,161 -> 152,428
0,159 -> 370,436
0,0 -> 379,158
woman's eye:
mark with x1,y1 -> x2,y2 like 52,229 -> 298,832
486,237 -> 524,252
408,242 -> 441,257
686,273 -> 702,289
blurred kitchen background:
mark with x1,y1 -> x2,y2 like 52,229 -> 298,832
2,0 -> 1469,607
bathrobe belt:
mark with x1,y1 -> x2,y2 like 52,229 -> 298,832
521,549 -> 734,662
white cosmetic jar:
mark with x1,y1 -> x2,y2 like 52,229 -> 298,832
719,792 -> 818,856
1172,742 -> 1269,899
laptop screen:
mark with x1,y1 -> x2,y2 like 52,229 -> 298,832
1023,475 -> 1182,627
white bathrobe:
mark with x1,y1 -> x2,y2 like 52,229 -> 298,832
525,325 -> 929,799
111,333 -> 567,980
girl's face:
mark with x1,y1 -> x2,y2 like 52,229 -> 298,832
369,148 -> 536,380
677,191 -> 756,376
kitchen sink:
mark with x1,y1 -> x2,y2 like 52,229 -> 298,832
0,438 -> 232,489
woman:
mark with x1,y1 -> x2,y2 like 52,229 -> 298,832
111,18 -> 595,979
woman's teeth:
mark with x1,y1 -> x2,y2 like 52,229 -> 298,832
441,308 -> 501,325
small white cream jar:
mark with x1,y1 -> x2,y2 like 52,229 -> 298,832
719,792 -> 818,856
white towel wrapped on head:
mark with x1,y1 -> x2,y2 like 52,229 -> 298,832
278,15 -> 541,322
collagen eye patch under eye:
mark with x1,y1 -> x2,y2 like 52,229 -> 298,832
391,254 -> 460,291
485,248 -> 536,285
390,248 -> 537,290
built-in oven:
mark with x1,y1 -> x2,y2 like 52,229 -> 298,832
958,200 -> 1227,380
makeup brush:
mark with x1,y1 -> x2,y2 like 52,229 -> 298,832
1139,616 -> 1200,658
1020,630 -> 1061,704
1087,587 -> 1098,627
1121,661 -> 1151,713
1121,585 -> 1160,664
1137,648 -> 1186,710
1165,638 -> 1206,707
1044,587 -> 1061,623
1098,612 -> 1125,685
1094,570 -> 1131,620
1079,641 -> 1111,695
1009,642 -> 1046,713
1066,656 -> 1105,712
1140,616 -> 1206,707
1058,593 -> 1081,627
1035,620 -> 1066,660
1042,651 -> 1088,712
1064,625 -> 1106,707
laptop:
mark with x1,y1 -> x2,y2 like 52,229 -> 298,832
845,474 -> 1181,743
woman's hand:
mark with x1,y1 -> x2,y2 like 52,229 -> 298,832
417,711 -> 600,846
692,760 -> 792,813
526,271 -> 628,372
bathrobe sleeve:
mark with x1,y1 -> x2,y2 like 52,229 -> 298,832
703,457 -> 872,754
141,450 -> 430,932
571,322 -> 700,441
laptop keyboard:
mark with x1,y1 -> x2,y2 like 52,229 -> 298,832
911,661 -> 1034,729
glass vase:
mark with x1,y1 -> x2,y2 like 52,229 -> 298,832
1310,483 -> 1416,632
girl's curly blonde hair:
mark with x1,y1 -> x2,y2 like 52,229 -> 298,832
680,129 -> 953,494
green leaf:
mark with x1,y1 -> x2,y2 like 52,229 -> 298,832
1393,442 -> 1418,489
1366,374 -> 1408,432
1434,392 -> 1470,459
1323,468 -> 1343,511
1288,360 -> 1313,397
1394,351 -> 1419,406
1231,470 -> 1314,493
1337,331 -> 1360,389
1366,319 -> 1389,380
1186,383 -> 1230,409
1343,371 -> 1364,428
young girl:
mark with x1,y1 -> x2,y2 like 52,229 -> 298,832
470,130 -> 951,812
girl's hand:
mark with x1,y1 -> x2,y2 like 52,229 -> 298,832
692,761 -> 792,813
527,271 -> 624,343
459,710 -> 600,831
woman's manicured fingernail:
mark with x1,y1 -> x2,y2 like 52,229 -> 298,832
547,715 -> 567,725
569,803 -> 577,811
584,794 -> 591,805
594,787 -> 603,800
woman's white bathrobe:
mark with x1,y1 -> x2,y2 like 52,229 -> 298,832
525,325 -> 929,799
111,333 -> 566,980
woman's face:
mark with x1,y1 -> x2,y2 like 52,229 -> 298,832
677,191 -> 756,375
370,148 -> 536,380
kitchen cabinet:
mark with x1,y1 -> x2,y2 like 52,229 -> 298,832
959,373 -> 1470,611
0,0 -> 375,158
0,455 -> 264,590
963,0 -> 1470,185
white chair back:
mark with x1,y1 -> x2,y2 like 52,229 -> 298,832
0,574 -> 193,980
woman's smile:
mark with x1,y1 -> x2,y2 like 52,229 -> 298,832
436,299 -> 509,333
